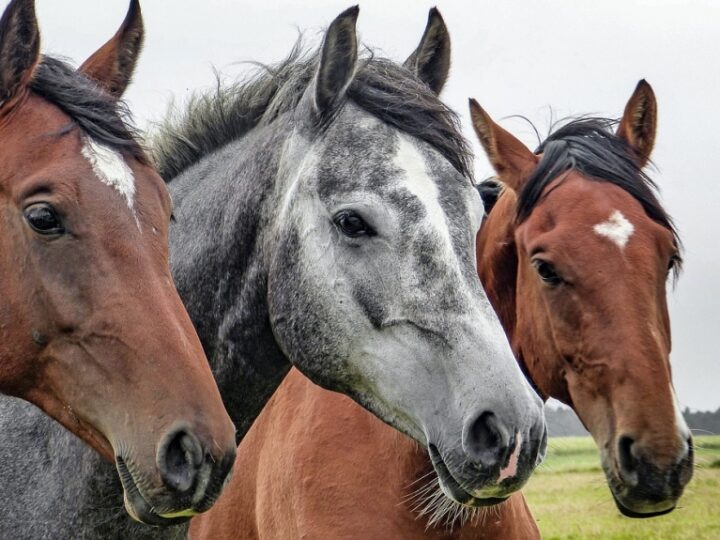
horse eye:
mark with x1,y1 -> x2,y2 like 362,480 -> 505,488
333,210 -> 375,238
532,259 -> 563,286
668,254 -> 680,271
24,203 -> 65,236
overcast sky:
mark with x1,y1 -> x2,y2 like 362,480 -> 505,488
32,0 -> 719,411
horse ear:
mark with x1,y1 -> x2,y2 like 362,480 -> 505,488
403,8 -> 450,95
617,79 -> 657,168
469,98 -> 538,192
0,0 -> 40,104
313,5 -> 359,117
79,0 -> 144,99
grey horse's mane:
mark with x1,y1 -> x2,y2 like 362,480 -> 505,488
151,40 -> 473,182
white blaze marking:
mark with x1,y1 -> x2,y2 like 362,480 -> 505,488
593,210 -> 634,249
394,135 -> 456,263
671,386 -> 691,441
81,137 -> 138,222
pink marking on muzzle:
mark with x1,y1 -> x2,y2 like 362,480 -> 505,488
498,432 -> 522,482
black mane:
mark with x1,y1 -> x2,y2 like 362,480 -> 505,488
29,56 -> 145,162
516,117 -> 681,269
151,42 -> 473,182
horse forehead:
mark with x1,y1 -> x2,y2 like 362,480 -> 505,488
1,97 -> 138,209
318,113 -> 470,208
0,95 -> 70,162
519,177 -> 676,275
534,176 -> 649,231
81,137 -> 136,213
392,134 -> 457,220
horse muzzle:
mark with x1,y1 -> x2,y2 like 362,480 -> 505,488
428,413 -> 547,507
604,434 -> 694,518
115,423 -> 236,526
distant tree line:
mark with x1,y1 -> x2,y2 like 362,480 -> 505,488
545,405 -> 720,437
682,407 -> 720,436
545,406 -> 588,437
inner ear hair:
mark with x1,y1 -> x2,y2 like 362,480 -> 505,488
403,8 -> 451,95
617,79 -> 657,167
314,5 -> 359,117
469,98 -> 538,192
78,0 -> 144,99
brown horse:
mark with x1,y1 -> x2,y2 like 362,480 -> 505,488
471,81 -> 692,518
190,75 -> 693,537
0,0 -> 236,525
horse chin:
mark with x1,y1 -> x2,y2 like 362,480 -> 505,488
602,458 -> 678,518
123,492 -> 192,526
116,456 -> 196,526
429,445 -> 509,508
611,493 -> 675,519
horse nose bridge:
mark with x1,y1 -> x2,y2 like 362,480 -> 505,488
599,303 -> 671,358
464,315 -> 532,393
84,298 -> 233,441
111,282 -> 204,357
439,312 -> 541,427
610,365 -> 678,427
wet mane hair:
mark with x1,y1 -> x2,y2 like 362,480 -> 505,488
29,56 -> 146,162
516,117 -> 682,272
151,41 -> 473,182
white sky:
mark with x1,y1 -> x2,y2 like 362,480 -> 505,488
33,0 -> 719,410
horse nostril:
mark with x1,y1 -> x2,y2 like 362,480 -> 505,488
617,435 -> 639,484
463,411 -> 511,469
157,427 -> 204,493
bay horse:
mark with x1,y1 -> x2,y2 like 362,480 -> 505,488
0,0 -> 236,528
470,82 -> 692,516
189,85 -> 693,538
0,5 -> 545,539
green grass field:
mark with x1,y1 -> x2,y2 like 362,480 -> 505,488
523,435 -> 720,539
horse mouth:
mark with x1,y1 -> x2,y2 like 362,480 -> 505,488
603,454 -> 684,519
116,456 -> 198,526
611,493 -> 675,518
428,445 -> 508,508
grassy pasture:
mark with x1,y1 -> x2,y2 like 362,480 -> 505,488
522,435 -> 720,539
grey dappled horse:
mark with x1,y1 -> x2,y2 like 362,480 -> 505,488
0,6 -> 545,538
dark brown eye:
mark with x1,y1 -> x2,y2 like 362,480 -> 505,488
334,210 -> 374,238
24,203 -> 64,236
532,259 -> 562,286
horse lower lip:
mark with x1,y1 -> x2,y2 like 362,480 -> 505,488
116,456 -> 193,526
611,493 -> 675,519
427,445 -> 508,508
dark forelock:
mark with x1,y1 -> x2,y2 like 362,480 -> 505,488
517,117 -> 681,273
28,56 -> 146,162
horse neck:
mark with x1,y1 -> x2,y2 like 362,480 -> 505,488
167,121 -> 292,436
477,190 -> 520,338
